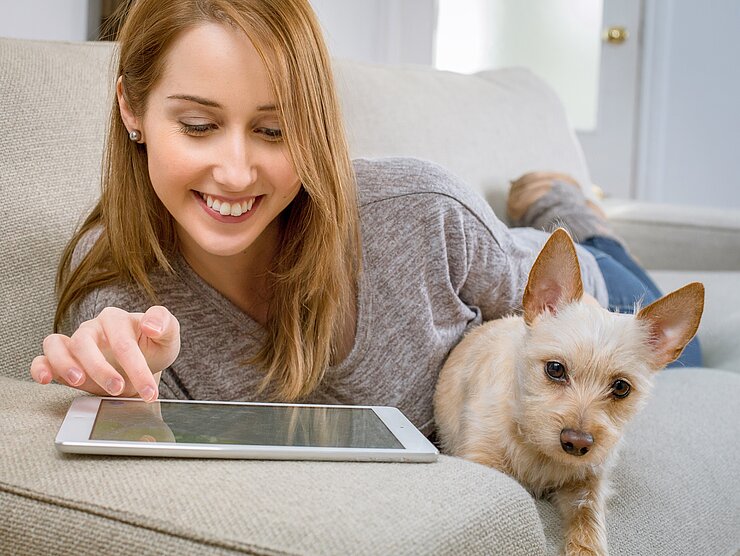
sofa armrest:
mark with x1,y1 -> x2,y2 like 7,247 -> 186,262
602,199 -> 740,271
650,270 -> 740,373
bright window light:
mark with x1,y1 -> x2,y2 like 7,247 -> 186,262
434,0 -> 603,131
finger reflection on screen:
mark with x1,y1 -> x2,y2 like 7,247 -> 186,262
90,400 -> 175,442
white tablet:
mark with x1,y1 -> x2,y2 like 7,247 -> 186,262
56,397 -> 438,463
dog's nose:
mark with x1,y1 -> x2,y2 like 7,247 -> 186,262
560,429 -> 594,456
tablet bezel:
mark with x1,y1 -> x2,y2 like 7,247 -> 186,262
55,397 -> 438,462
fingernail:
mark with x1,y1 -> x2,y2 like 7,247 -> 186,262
144,320 -> 163,334
38,370 -> 51,384
106,378 -> 124,396
141,385 -> 157,402
67,368 -> 84,386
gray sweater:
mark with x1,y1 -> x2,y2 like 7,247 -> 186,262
69,157 -> 607,435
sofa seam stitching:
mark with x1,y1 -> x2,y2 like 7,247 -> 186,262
0,481 -> 297,556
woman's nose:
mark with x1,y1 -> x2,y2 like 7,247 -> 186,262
212,136 -> 257,190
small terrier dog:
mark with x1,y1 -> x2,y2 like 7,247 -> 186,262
434,229 -> 704,556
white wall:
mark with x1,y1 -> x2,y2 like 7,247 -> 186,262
3,0 -> 737,209
0,0 -> 93,42
310,0 -> 436,66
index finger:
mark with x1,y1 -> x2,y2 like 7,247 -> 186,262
98,309 -> 159,402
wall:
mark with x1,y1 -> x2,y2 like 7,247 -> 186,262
310,0 -> 436,66
2,0 -> 737,209
0,0 -> 95,42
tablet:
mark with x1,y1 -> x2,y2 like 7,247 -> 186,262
55,397 -> 439,462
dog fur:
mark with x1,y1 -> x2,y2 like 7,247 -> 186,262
434,228 -> 704,555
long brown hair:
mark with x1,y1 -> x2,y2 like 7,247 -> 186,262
55,0 -> 361,401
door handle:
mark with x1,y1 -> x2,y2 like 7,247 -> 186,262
604,26 -> 629,44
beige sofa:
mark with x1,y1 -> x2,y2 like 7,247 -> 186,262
1,37 -> 738,555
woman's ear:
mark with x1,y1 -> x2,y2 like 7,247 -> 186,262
117,76 -> 143,139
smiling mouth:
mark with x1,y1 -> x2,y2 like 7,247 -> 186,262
195,191 -> 259,217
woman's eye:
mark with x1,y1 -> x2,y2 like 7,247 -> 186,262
178,123 -> 216,136
611,379 -> 631,399
257,127 -> 283,141
545,361 -> 567,381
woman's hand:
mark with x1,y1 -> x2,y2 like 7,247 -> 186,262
29,306 -> 180,402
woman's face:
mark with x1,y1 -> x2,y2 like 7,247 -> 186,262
119,23 -> 301,262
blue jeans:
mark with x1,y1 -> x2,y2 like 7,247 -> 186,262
580,236 -> 702,368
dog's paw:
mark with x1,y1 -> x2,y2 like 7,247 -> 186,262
563,538 -> 608,556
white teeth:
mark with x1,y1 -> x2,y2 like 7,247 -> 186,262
199,192 -> 256,216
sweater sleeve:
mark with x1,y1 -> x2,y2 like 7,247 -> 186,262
421,163 -> 609,320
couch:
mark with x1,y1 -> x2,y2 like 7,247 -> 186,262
1,37 -> 738,556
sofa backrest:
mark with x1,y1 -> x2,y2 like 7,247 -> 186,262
0,37 -> 590,380
334,60 -> 592,215
1,38 -> 114,380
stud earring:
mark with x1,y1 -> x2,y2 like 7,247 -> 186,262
129,129 -> 142,142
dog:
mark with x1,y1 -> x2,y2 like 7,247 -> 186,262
433,228 -> 704,555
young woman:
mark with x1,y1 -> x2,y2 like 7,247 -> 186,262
28,0 -> 699,437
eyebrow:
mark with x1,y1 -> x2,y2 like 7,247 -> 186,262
166,94 -> 276,112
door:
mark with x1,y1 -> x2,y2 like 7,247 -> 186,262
634,0 -> 740,209
576,0 -> 642,200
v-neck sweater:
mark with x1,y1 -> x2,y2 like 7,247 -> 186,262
66,157 -> 607,435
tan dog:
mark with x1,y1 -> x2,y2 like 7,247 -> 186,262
434,229 -> 704,556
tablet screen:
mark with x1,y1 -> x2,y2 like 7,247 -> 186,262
89,400 -> 404,449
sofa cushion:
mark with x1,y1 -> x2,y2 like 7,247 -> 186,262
2,368 -> 738,555
651,270 -> 740,372
606,199 -> 740,271
334,60 -> 594,218
0,377 -> 547,555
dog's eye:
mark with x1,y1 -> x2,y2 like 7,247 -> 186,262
545,361 -> 567,381
611,379 -> 631,399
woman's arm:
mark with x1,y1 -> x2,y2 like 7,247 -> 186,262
30,228 -> 180,400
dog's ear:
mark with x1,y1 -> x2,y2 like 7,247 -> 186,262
636,282 -> 705,369
523,228 -> 584,325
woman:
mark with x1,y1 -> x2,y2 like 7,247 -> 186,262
28,0 -> 699,437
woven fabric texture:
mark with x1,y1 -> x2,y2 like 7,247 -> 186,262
0,377 -> 546,555
0,38 -> 114,381
2,370 -> 738,555
603,199 -> 740,271
336,61 -> 594,219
